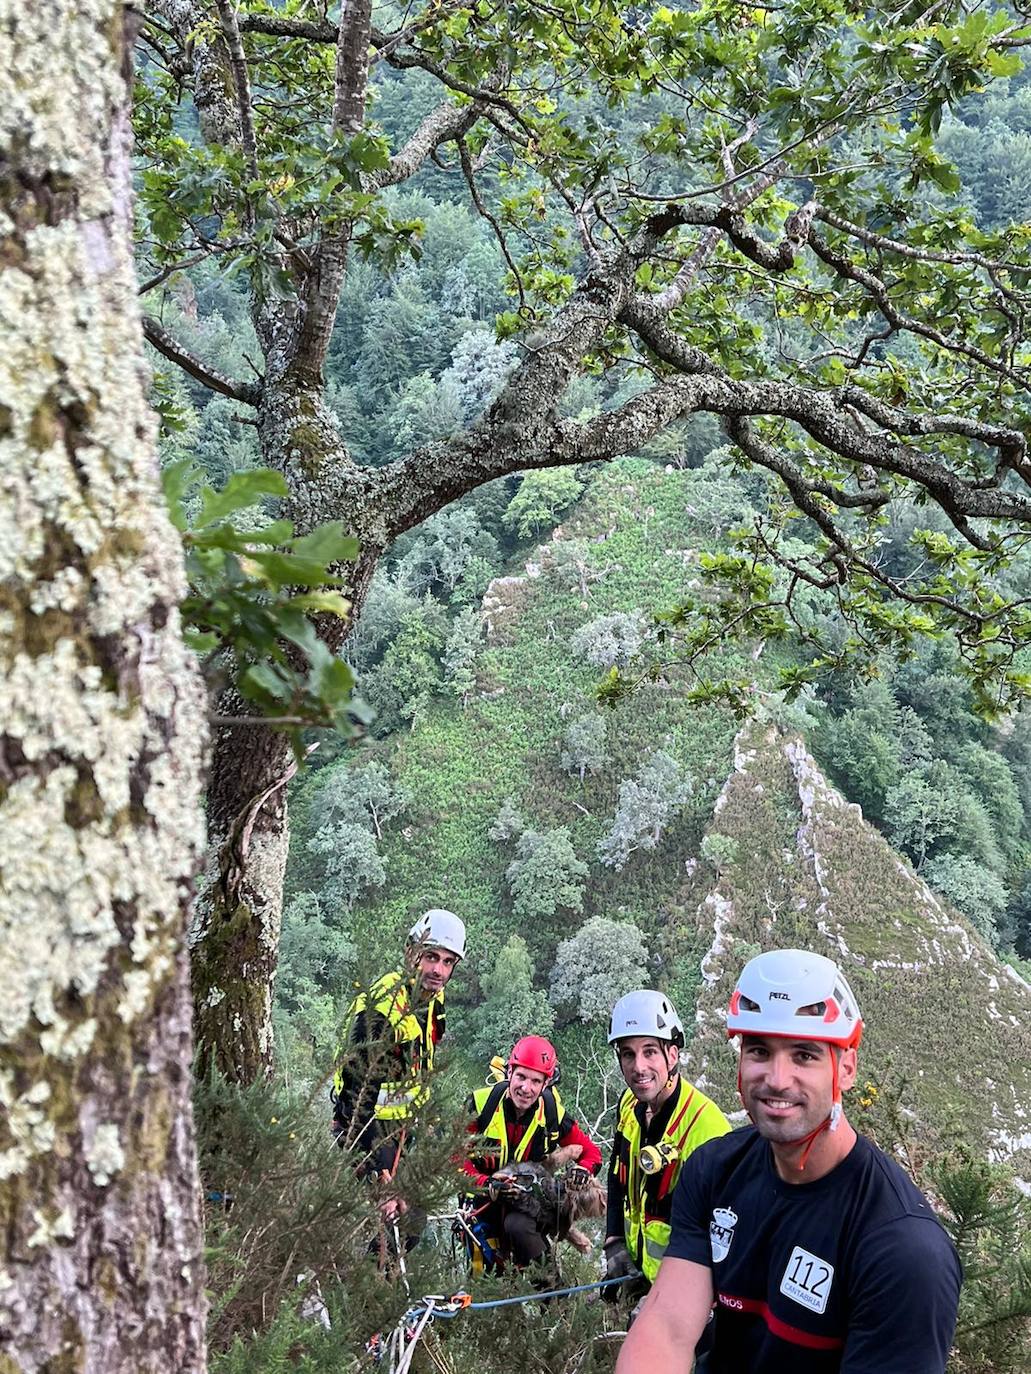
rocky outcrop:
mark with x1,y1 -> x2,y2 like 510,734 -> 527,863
686,725 -> 1031,1173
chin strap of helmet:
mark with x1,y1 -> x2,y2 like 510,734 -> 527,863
737,1047 -> 843,1171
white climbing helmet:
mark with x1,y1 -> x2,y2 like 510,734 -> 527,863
726,948 -> 862,1049
407,908 -> 467,961
608,989 -> 685,1048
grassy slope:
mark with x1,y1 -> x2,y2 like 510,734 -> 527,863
309,458 -> 1031,1164
354,459 -> 745,976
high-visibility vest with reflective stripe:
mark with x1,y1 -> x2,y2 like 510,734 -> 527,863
334,971 -> 443,1121
615,1076 -> 730,1282
469,1081 -> 564,1172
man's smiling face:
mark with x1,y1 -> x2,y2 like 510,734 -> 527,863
507,1064 -> 548,1112
739,1034 -> 856,1142
617,1035 -> 679,1106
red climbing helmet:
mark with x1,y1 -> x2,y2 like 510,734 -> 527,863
508,1035 -> 558,1081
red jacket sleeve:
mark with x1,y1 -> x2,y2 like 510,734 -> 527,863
457,1116 -> 490,1187
558,1118 -> 603,1174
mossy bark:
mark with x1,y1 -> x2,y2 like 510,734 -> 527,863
189,379 -> 383,1084
0,4 -> 207,1368
191,720 -> 294,1083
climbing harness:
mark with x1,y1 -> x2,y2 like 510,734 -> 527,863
370,1277 -> 633,1373
451,1199 -> 499,1275
449,1176 -> 551,1276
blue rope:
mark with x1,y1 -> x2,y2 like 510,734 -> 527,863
403,1275 -> 631,1322
467,1275 -> 632,1309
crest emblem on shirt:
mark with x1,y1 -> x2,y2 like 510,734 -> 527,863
709,1207 -> 738,1263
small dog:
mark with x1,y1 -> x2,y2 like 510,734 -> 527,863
492,1145 -> 606,1254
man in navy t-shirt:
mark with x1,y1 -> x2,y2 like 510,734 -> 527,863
616,949 -> 961,1374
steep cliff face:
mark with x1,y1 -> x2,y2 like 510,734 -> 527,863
684,725 -> 1031,1171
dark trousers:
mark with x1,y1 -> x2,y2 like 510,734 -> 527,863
355,1136 -> 426,1255
479,1201 -> 550,1268
503,1206 -> 549,1266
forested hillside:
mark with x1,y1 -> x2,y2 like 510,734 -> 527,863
136,6 -> 1031,1366
277,457 -> 1031,1160
9,3 -> 1031,1372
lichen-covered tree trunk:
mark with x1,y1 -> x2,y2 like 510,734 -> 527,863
0,4 -> 208,1369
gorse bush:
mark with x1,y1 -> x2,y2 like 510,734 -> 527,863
854,1075 -> 1031,1374
197,1061 -> 473,1355
199,1065 -> 1031,1373
936,1153 -> 1031,1374
199,1070 -> 626,1373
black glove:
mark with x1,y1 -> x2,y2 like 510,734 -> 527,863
565,1164 -> 592,1191
487,1173 -> 520,1201
602,1238 -> 638,1301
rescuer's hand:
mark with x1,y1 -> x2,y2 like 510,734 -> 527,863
378,1193 -> 410,1223
602,1237 -> 638,1300
565,1164 -> 592,1191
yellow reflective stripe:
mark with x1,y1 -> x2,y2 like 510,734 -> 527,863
334,975 -> 442,1121
473,1092 -> 510,1168
617,1088 -> 638,1138
620,1079 -> 730,1281
471,1084 -> 564,1166
375,1093 -> 428,1120
619,1089 -> 645,1248
376,1082 -> 428,1108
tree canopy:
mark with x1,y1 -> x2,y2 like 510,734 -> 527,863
135,0 -> 1031,1079
139,0 -> 1031,708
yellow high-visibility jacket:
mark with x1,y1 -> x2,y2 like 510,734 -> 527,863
610,1076 -> 730,1282
467,1080 -> 566,1175
332,971 -> 444,1128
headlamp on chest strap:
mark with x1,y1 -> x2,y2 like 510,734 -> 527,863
639,1140 -> 680,1175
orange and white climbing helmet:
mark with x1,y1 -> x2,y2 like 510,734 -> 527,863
727,949 -> 863,1154
726,948 -> 863,1050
